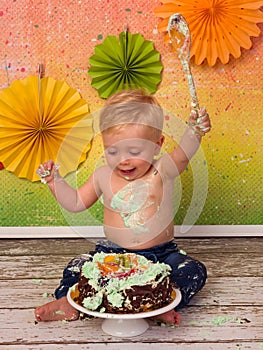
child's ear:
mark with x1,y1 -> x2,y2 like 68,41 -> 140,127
154,135 -> 165,155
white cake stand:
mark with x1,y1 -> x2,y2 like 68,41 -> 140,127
67,284 -> 181,337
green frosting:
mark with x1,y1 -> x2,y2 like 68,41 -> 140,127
81,252 -> 171,310
83,291 -> 103,310
107,291 -> 124,307
110,180 -> 154,234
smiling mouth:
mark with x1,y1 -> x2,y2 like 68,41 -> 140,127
119,168 -> 136,176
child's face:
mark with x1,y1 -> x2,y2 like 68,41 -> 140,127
102,124 -> 164,180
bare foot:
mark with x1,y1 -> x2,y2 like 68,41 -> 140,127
34,296 -> 79,322
152,309 -> 180,325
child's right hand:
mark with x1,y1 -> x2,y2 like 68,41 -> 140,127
189,108 -> 211,137
36,161 -> 60,184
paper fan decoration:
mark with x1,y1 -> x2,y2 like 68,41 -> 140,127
0,74 -> 93,181
154,1 -> 263,66
88,30 -> 163,98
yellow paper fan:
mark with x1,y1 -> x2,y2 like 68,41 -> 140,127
0,75 -> 93,181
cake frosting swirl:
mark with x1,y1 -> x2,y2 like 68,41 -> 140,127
75,252 -> 175,314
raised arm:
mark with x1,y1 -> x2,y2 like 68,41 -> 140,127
36,161 -> 100,212
162,108 -> 211,178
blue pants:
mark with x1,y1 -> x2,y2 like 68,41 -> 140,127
55,239 -> 207,310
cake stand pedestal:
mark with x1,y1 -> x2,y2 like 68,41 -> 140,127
102,317 -> 149,337
67,284 -> 181,337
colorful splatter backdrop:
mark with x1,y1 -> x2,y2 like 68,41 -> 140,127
0,1 -> 262,231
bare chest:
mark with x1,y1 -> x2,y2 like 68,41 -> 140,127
103,173 -> 163,212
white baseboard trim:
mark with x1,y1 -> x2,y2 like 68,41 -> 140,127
0,225 -> 262,238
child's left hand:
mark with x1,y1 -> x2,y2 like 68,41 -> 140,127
189,108 -> 211,137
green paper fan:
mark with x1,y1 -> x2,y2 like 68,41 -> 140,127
88,31 -> 163,98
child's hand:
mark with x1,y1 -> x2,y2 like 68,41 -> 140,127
189,108 -> 211,137
36,161 -> 60,184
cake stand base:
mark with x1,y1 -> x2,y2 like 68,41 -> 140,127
101,318 -> 149,337
67,284 -> 182,338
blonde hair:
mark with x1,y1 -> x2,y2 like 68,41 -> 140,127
99,89 -> 164,137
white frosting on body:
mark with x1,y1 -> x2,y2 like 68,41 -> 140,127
110,179 -> 156,233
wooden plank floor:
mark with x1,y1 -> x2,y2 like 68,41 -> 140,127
0,237 -> 262,349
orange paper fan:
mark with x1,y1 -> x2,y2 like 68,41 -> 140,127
154,0 -> 263,66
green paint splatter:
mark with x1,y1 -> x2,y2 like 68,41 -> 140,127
32,279 -> 42,285
97,34 -> 103,40
210,315 -> 232,325
55,310 -> 65,315
155,321 -> 176,328
125,8 -> 131,12
189,315 -> 232,326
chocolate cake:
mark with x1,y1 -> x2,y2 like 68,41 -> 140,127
74,252 -> 175,314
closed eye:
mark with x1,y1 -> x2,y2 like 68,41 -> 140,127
129,150 -> 141,156
106,148 -> 117,156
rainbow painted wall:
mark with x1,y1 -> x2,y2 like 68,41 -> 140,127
0,1 -> 262,229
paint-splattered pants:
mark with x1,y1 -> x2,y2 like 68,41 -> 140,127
55,238 -> 207,310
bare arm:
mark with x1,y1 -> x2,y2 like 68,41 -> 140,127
37,161 -> 100,212
162,108 -> 211,178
